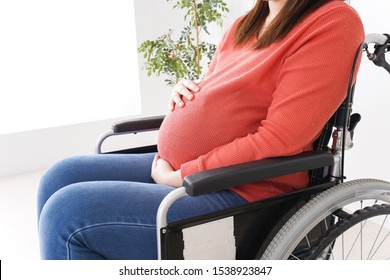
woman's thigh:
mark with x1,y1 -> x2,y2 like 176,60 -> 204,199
38,181 -> 246,260
37,153 -> 156,218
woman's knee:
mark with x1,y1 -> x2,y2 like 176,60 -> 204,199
38,184 -> 78,259
37,156 -> 92,217
38,181 -> 162,259
39,181 -> 108,259
40,156 -> 96,187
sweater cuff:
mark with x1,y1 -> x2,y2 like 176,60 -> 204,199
180,159 -> 201,180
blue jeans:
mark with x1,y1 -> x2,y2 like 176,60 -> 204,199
37,153 -> 246,260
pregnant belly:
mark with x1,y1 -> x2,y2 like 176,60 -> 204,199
157,92 -> 262,170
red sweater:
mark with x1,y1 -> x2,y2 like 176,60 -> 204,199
157,0 -> 364,202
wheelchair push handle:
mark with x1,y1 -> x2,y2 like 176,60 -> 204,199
364,33 -> 389,46
363,33 -> 390,74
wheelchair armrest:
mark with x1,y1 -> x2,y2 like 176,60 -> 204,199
95,115 -> 165,154
183,151 -> 334,197
112,115 -> 165,134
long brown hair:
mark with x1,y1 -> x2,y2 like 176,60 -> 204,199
235,0 -> 332,49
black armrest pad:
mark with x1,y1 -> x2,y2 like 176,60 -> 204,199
112,115 -> 165,134
183,151 -> 334,196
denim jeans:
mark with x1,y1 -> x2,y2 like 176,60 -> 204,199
37,153 -> 246,260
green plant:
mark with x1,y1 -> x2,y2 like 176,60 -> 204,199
137,0 -> 229,85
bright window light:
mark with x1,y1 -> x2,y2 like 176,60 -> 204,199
0,0 -> 141,135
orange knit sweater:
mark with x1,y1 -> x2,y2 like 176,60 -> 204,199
157,0 -> 364,202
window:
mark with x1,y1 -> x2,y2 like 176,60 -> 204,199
0,0 -> 140,135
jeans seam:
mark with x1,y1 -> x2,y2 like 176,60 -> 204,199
66,222 -> 155,260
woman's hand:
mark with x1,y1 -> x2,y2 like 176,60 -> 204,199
169,79 -> 202,111
151,154 -> 183,188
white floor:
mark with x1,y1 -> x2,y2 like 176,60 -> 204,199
0,170 -> 44,260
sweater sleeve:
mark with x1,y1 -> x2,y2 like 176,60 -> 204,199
180,5 -> 364,178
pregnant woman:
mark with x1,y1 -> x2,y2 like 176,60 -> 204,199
37,0 -> 364,259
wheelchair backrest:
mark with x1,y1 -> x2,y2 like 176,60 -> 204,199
309,43 -> 363,186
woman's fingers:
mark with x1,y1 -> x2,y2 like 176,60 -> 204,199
175,81 -> 196,100
171,92 -> 185,109
169,79 -> 201,111
152,154 -> 159,167
180,79 -> 200,93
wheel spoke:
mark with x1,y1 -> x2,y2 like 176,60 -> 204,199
369,229 -> 390,260
346,220 -> 367,259
367,215 -> 388,259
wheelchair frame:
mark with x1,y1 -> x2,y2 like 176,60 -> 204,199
95,33 -> 390,260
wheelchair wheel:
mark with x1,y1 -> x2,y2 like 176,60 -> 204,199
307,204 -> 390,259
260,179 -> 390,260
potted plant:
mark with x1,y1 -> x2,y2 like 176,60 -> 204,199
138,0 -> 229,85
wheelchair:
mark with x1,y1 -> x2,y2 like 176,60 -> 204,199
95,33 -> 390,260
